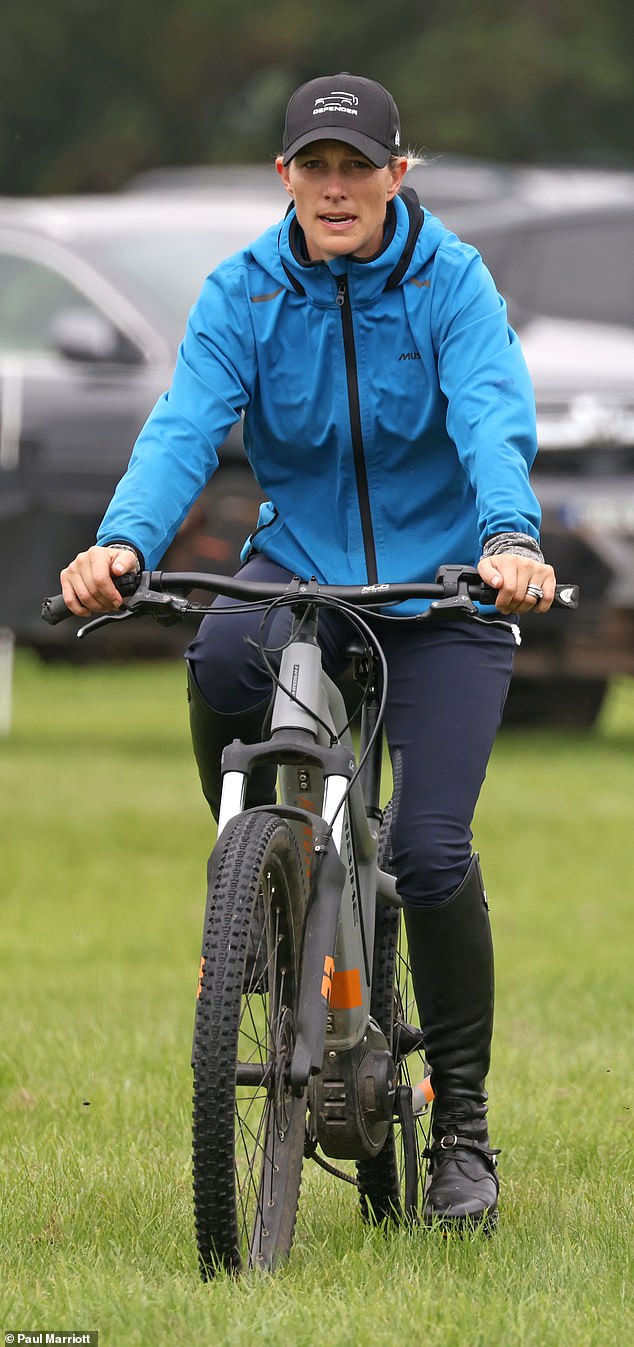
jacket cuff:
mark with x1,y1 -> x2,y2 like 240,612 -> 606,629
481,532 -> 544,564
99,539 -> 145,570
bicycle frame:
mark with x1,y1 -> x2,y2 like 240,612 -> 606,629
215,598 -> 400,1155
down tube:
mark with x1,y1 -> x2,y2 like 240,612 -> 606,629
321,687 -> 379,1051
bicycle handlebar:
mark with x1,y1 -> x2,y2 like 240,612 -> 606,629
41,565 -> 580,630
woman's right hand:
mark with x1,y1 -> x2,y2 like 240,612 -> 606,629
60,544 -> 140,616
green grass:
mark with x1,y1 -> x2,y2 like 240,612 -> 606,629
1,654 -> 633,1346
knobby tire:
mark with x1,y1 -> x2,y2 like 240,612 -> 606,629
192,811 -> 307,1276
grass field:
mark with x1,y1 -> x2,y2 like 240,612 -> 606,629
1,654 -> 632,1346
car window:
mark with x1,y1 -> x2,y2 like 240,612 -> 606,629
0,253 -> 95,353
88,228 -> 254,326
491,219 -> 634,327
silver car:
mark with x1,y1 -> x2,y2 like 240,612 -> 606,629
0,177 -> 285,651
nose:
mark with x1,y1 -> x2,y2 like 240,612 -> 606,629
324,171 -> 346,199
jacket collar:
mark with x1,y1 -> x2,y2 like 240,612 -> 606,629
275,188 -> 425,306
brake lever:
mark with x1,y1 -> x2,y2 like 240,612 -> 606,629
428,594 -> 478,619
77,608 -> 135,639
76,574 -> 189,638
125,577 -> 190,624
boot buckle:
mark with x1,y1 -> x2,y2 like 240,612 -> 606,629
440,1133 -> 458,1149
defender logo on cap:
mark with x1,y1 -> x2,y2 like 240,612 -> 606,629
313,90 -> 360,116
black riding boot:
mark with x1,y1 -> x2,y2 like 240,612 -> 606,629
186,664 -> 276,820
404,855 -> 500,1230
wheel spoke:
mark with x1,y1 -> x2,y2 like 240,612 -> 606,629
239,990 -> 268,1056
235,1106 -> 267,1180
356,800 -> 430,1224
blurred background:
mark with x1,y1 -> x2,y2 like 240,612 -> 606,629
2,0 -> 633,192
1,0 -> 633,726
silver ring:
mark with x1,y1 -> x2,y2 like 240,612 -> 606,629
526,584 -> 544,601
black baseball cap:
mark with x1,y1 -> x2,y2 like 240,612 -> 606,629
282,73 -> 402,168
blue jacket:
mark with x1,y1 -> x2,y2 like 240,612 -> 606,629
98,189 -> 541,599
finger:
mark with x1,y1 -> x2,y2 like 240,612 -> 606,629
77,550 -> 122,610
529,568 -> 557,613
493,560 -> 519,613
60,568 -> 104,615
477,557 -> 517,611
518,578 -> 543,612
107,548 -> 139,577
60,548 -> 124,614
84,545 -> 138,606
60,572 -> 93,616
516,565 -> 559,613
477,557 -> 503,589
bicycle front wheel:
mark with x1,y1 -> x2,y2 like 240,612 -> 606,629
192,811 -> 308,1277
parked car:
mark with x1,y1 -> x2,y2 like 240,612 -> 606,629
0,180 -> 288,654
450,170 -> 634,724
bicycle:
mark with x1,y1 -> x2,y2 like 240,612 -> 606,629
43,563 -> 578,1276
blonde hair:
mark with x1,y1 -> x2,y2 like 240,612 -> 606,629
390,150 -> 427,174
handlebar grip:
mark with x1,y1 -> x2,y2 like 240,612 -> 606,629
41,593 -> 73,625
478,582 -> 579,609
552,584 -> 580,609
41,571 -> 141,625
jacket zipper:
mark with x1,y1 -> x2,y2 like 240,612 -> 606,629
336,277 -> 379,586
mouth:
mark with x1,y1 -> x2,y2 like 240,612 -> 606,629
319,213 -> 357,228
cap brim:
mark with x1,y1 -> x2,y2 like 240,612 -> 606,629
282,126 -> 392,168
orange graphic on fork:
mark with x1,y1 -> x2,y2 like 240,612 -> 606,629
321,955 -> 335,1002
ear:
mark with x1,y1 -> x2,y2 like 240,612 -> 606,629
387,156 -> 409,200
275,156 -> 294,198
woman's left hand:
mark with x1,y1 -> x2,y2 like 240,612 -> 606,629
477,553 -> 557,613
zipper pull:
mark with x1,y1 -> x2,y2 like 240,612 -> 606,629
336,278 -> 347,307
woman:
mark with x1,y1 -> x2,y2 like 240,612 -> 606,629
61,73 -> 556,1230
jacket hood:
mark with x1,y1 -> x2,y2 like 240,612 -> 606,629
248,187 -> 450,305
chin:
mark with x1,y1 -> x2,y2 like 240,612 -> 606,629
321,235 -> 359,257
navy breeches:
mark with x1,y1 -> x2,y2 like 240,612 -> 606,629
186,554 -> 516,906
